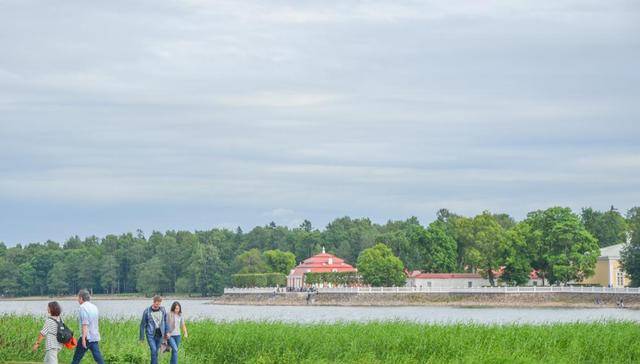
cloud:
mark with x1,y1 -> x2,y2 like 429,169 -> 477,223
217,91 -> 340,108
0,0 -> 639,244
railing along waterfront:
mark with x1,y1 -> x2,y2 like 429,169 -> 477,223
224,286 -> 640,294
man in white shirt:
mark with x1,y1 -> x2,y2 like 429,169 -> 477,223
71,290 -> 105,364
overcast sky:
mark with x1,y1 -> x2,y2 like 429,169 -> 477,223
1,0 -> 639,245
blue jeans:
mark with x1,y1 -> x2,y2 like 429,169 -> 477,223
169,335 -> 181,364
146,333 -> 163,364
71,339 -> 105,364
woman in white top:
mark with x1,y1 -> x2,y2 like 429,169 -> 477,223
33,301 -> 63,364
168,301 -> 188,364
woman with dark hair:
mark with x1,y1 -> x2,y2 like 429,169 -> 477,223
33,301 -> 63,364
167,301 -> 188,364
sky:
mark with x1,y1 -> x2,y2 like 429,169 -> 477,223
1,0 -> 639,245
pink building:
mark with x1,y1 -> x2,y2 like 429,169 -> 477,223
287,248 -> 357,288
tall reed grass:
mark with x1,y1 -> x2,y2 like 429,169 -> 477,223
1,315 -> 638,363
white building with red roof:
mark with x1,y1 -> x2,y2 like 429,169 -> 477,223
406,271 -> 488,289
407,269 -> 543,288
287,247 -> 357,289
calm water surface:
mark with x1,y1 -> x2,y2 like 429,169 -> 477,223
1,299 -> 639,324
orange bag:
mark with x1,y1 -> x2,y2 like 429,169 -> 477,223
65,337 -> 77,349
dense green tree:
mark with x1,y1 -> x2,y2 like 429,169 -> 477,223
291,225 -> 322,263
155,233 -> 186,292
621,241 -> 640,287
263,249 -> 296,274
235,248 -> 269,273
47,262 -> 69,295
470,212 -> 508,286
191,244 -> 223,296
581,207 -> 629,247
620,208 -> 640,287
300,220 -> 313,232
447,215 -> 477,271
0,257 -> 20,296
525,207 -> 600,285
29,246 -> 55,295
175,276 -> 194,294
357,243 -> 406,287
0,207 -> 628,297
63,236 -> 82,250
136,257 -> 171,295
499,223 -> 533,286
100,255 -> 119,294
492,213 -> 517,230
377,217 -> 423,270
63,249 -> 83,294
77,251 -> 100,293
243,224 -> 294,253
115,232 -> 147,293
421,221 -> 458,273
323,217 -> 378,264
627,207 -> 640,245
18,262 -> 36,296
377,230 -> 411,268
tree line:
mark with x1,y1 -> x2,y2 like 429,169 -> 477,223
0,205 -> 638,297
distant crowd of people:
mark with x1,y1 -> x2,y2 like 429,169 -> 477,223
285,286 -> 317,292
593,296 -> 625,308
33,290 -> 188,364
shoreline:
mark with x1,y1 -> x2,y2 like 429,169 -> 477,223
3,292 -> 638,310
210,291 -> 640,309
207,301 -> 639,310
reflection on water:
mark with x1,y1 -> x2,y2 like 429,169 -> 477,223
1,299 -> 639,324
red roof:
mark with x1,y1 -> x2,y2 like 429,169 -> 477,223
529,270 -> 540,279
489,267 -> 540,280
288,250 -> 356,277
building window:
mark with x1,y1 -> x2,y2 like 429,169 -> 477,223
427,282 -> 432,288
617,271 -> 625,287
468,281 -> 473,288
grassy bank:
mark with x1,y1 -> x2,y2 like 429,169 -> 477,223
1,316 -> 639,363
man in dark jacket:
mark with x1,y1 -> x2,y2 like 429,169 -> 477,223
139,295 -> 170,364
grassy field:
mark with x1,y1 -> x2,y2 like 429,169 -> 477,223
1,316 -> 639,363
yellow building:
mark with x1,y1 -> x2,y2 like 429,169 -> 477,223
582,243 -> 628,287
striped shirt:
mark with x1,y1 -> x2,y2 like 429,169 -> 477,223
40,317 -> 62,351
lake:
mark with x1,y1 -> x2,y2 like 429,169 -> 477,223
1,299 -> 639,324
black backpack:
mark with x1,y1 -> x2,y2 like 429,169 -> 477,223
49,318 -> 74,344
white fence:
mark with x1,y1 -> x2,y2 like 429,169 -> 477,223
224,286 -> 640,294
224,287 -> 280,294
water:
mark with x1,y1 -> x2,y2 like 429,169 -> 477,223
1,299 -> 639,324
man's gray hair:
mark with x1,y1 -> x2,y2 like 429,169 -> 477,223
78,289 -> 91,302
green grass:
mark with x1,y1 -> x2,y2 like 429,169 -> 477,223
1,315 -> 639,363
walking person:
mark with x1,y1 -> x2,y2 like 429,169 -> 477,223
168,301 -> 189,364
71,290 -> 105,364
33,301 -> 63,363
139,295 -> 170,364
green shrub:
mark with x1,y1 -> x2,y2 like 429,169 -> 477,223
232,273 -> 286,287
305,272 -> 360,286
